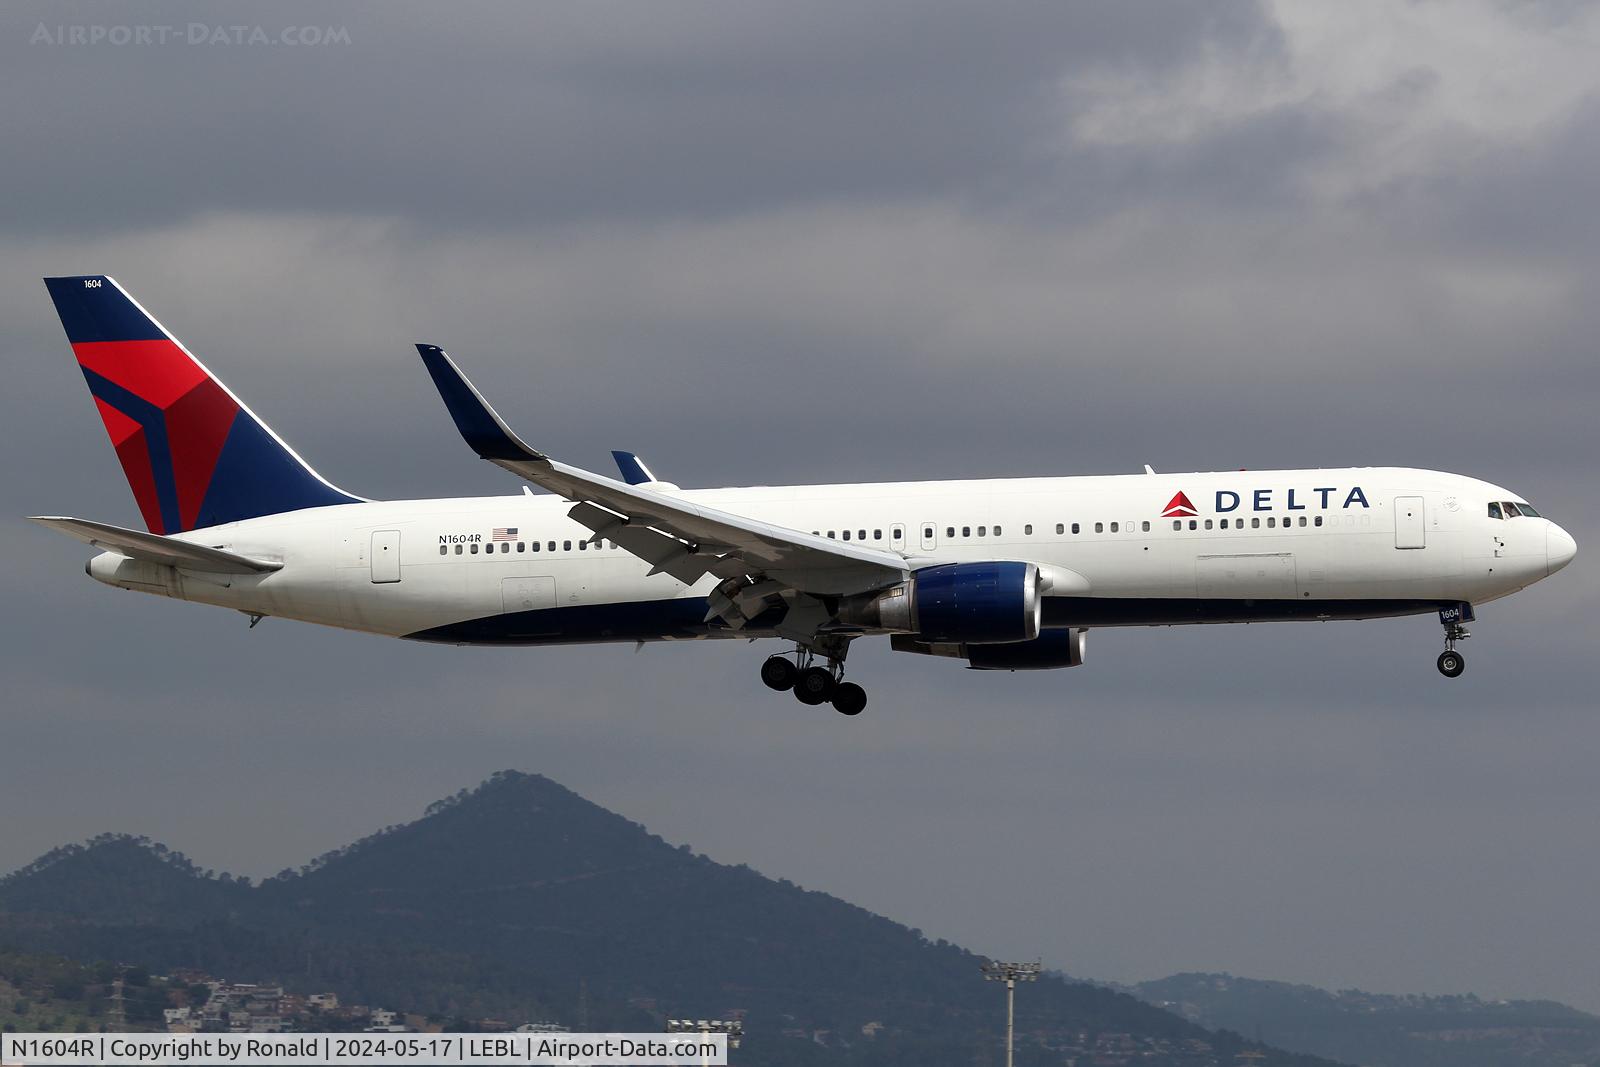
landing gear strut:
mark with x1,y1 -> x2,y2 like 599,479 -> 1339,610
759,642 -> 867,715
1437,604 -> 1471,678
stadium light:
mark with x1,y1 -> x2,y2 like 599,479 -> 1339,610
666,1018 -> 743,1065
981,959 -> 1041,1067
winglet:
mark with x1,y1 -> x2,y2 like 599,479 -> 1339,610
611,450 -> 657,486
416,345 -> 547,463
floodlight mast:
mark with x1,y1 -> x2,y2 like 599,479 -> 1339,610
981,959 -> 1040,1067
666,1018 -> 744,1066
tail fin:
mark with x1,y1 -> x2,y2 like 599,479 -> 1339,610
43,275 -> 360,534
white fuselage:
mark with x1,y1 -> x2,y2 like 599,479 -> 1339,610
86,466 -> 1571,645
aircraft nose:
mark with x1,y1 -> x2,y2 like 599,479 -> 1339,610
1547,523 -> 1577,575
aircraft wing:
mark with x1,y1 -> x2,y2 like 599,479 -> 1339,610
29,516 -> 283,574
417,345 -> 908,596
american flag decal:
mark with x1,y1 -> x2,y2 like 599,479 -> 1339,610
492,527 -> 518,541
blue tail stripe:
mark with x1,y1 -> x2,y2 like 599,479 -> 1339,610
198,416 -> 359,528
80,367 -> 182,535
45,276 -> 167,344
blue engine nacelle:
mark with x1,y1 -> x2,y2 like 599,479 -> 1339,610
839,561 -> 1041,644
890,628 -> 1087,671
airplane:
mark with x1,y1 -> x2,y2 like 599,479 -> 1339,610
32,276 -> 1577,716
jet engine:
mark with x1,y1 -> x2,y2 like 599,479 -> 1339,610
838,561 -> 1041,644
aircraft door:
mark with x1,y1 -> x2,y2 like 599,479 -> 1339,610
920,522 -> 937,551
370,530 -> 402,583
1395,496 -> 1425,549
891,524 -> 906,551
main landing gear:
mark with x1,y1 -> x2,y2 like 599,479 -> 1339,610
760,646 -> 867,716
1436,604 -> 1472,678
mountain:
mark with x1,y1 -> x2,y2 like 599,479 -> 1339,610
1132,972 -> 1600,1067
0,771 -> 1342,1066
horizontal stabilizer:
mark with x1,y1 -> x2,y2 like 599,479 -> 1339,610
29,516 -> 283,574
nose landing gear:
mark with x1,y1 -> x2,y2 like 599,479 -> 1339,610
1436,604 -> 1472,678
759,642 -> 867,715
1437,648 -> 1465,678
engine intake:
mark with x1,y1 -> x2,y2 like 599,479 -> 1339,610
839,561 -> 1041,644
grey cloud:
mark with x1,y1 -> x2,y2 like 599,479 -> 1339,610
0,1 -> 1266,237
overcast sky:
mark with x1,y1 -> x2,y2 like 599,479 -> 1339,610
3,0 -> 1597,1013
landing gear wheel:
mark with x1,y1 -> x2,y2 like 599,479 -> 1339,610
1437,650 -> 1465,678
793,666 -> 836,705
760,655 -> 798,692
831,682 -> 867,716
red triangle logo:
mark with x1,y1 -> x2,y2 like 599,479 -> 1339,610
1161,491 -> 1197,518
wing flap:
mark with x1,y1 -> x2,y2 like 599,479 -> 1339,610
30,516 -> 283,574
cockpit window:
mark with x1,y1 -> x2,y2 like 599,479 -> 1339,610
1514,501 -> 1540,517
1502,502 -> 1523,518
1487,502 -> 1502,520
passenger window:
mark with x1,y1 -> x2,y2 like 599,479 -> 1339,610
874,529 -> 882,540
1055,523 -> 1065,534
1220,518 -> 1229,529
1110,522 -> 1119,533
842,530 -> 851,541
502,542 -> 511,553
994,525 -> 1002,536
1252,518 -> 1261,529
1314,515 -> 1323,527
1141,521 -> 1150,532
1094,522 -> 1104,533
923,526 -> 934,539
578,540 -> 587,550
1173,520 -> 1181,531
859,529 -> 867,540
1267,517 -> 1276,528
828,530 -> 836,539
1188,519 -> 1197,530
1298,516 -> 1307,527
1204,519 -> 1213,530
1071,523 -> 1080,534
946,527 -> 955,538
516,542 -> 525,552
470,543 -> 479,554
978,526 -> 987,537
531,541 -> 540,552
563,540 -> 572,551
454,544 -> 463,555
548,541 -> 556,551
1024,524 -> 1033,535
438,545 -> 447,556
962,526 -> 971,537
